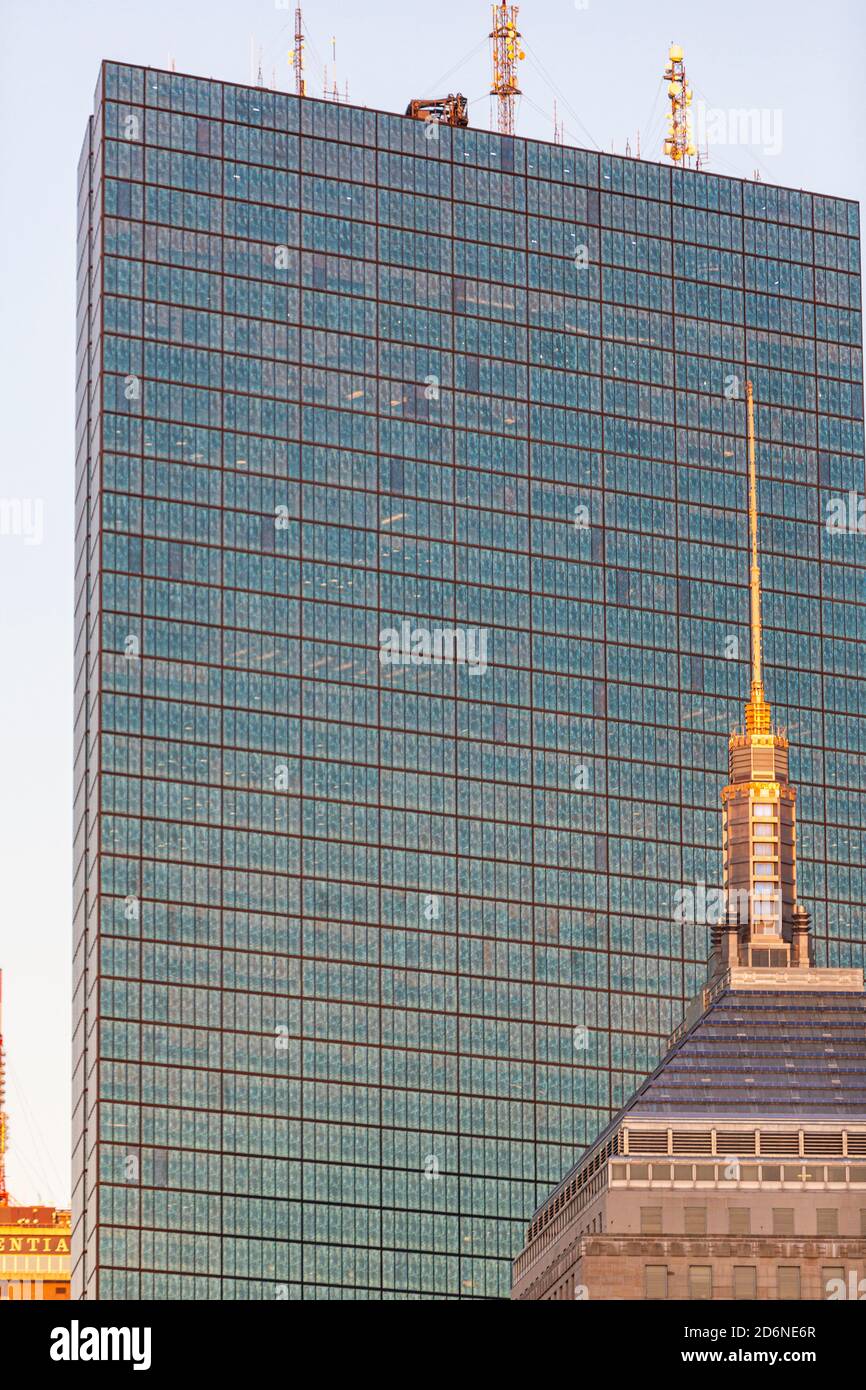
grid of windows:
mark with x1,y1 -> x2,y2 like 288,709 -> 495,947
73,60 -> 864,1299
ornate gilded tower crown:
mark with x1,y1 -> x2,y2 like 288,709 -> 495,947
713,382 -> 812,975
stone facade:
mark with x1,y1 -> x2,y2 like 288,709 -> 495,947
524,1234 -> 866,1301
512,978 -> 866,1300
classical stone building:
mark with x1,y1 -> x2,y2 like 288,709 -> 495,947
512,386 -> 866,1301
511,967 -> 866,1300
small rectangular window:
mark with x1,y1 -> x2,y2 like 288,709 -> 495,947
640,1206 -> 662,1235
689,1266 -> 712,1300
817,1208 -> 839,1236
685,1206 -> 707,1235
729,1207 -> 751,1235
778,1266 -> 801,1299
772,1207 -> 794,1235
733,1266 -> 757,1299
822,1264 -> 845,1297
645,1265 -> 668,1299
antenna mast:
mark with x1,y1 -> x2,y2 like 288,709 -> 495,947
0,971 -> 9,1205
489,2 -> 525,136
329,35 -> 341,102
662,43 -> 696,165
292,6 -> 306,97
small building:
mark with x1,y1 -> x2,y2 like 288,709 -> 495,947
511,968 -> 866,1300
0,972 -> 71,1300
0,1206 -> 72,1300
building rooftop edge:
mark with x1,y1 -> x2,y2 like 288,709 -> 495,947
92,58 -> 861,211
671,967 -> 866,1045
529,970 -> 866,1223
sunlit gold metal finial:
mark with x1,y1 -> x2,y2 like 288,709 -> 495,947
744,379 -> 771,735
714,379 -> 811,973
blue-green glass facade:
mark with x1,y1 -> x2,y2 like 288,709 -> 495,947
73,60 -> 864,1299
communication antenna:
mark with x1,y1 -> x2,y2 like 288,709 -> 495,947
489,2 -> 525,136
291,6 -> 306,97
328,35 -> 343,102
662,43 -> 696,165
0,971 -> 10,1205
553,99 -> 562,145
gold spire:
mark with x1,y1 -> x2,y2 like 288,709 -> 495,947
714,380 -> 811,972
744,379 -> 771,735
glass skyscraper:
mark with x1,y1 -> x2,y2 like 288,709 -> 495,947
73,60 -> 864,1299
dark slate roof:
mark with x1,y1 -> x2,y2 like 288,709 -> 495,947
624,990 -> 866,1121
531,987 -> 866,1223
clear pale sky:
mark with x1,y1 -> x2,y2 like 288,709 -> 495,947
0,0 -> 863,1208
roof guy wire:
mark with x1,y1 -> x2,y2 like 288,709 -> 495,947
640,77 -> 666,160
521,42 -> 601,151
302,19 -> 331,99
688,80 -> 775,183
519,89 -> 597,159
422,37 -> 490,99
9,1061 -> 65,1200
